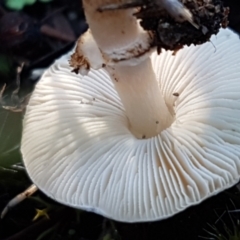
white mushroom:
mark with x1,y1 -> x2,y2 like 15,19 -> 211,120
21,26 -> 240,222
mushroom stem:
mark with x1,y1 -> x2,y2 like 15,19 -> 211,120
107,59 -> 173,139
82,0 -> 173,138
83,0 -> 140,54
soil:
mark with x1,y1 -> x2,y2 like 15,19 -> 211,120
137,0 -> 229,53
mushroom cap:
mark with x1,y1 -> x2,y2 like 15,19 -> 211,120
21,28 -> 240,222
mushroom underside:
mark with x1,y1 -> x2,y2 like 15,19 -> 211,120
21,28 -> 240,222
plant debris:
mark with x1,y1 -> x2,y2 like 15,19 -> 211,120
135,0 -> 229,53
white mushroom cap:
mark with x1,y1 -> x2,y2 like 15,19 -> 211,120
21,28 -> 240,222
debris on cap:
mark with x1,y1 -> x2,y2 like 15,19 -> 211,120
136,0 -> 229,53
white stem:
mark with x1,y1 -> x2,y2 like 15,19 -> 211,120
83,0 -> 139,52
106,59 -> 173,139
82,0 -> 173,139
82,0 -> 154,66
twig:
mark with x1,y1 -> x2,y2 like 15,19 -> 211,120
0,83 -> 7,100
1,184 -> 38,219
11,63 -> 24,100
41,24 -> 76,42
41,6 -> 66,23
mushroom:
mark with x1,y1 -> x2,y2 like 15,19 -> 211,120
21,1 -> 240,222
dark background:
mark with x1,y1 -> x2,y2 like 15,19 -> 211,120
0,0 -> 240,240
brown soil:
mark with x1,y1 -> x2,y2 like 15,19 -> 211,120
136,0 -> 229,53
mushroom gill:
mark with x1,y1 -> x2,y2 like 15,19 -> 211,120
21,28 -> 240,222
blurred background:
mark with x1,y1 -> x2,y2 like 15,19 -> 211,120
0,0 -> 240,239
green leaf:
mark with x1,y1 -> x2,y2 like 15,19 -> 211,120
5,0 -> 25,10
5,0 -> 52,10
